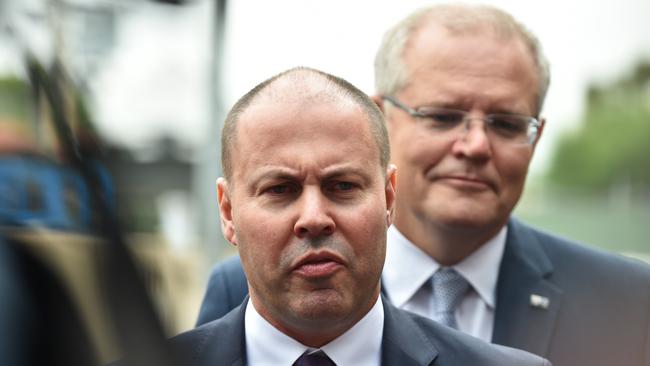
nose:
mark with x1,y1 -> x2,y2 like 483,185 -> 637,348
451,118 -> 493,160
293,188 -> 335,238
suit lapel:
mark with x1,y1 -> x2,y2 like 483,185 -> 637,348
492,219 -> 563,357
195,299 -> 248,366
381,297 -> 438,366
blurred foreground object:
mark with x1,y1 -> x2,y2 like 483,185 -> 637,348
0,154 -> 113,231
1,0 -> 221,364
0,54 -> 177,365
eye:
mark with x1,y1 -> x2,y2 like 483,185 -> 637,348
325,181 -> 361,197
488,115 -> 528,136
264,183 -> 299,195
418,107 -> 465,128
334,181 -> 356,191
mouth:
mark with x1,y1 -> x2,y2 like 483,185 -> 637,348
292,251 -> 344,278
437,175 -> 495,192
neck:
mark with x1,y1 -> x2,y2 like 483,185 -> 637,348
253,287 -> 380,348
394,218 -> 505,266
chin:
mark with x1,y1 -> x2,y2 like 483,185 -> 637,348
291,305 -> 350,329
293,289 -> 347,316
433,208 -> 501,230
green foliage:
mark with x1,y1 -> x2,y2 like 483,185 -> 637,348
548,61 -> 650,193
0,76 -> 30,122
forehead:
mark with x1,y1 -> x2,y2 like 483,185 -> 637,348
231,97 -> 380,181
402,23 -> 539,112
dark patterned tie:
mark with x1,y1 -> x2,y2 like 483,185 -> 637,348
293,350 -> 336,366
431,267 -> 470,329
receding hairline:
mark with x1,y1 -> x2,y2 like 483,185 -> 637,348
375,3 -> 551,115
221,67 -> 390,181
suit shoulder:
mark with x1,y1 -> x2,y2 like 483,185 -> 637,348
393,308 -> 549,365
211,255 -> 247,290
196,256 -> 248,326
170,317 -> 227,360
211,255 -> 245,276
515,220 -> 650,280
170,304 -> 245,364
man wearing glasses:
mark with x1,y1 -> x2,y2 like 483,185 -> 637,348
197,4 -> 650,366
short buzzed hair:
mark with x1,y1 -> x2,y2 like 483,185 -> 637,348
221,67 -> 390,180
375,4 -> 551,115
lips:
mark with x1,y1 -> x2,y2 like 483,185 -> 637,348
292,251 -> 344,278
441,175 -> 493,191
426,169 -> 497,192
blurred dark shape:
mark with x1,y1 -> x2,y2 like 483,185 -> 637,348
0,236 -> 97,366
548,59 -> 650,195
152,0 -> 191,5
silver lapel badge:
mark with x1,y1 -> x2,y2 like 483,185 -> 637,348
530,294 -> 550,309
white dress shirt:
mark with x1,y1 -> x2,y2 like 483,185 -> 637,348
382,225 -> 506,342
245,296 -> 384,366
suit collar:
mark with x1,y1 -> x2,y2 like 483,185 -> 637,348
245,296 -> 385,365
196,298 -> 248,366
492,218 -> 563,357
381,296 -> 438,365
210,295 -> 438,365
505,218 -> 554,277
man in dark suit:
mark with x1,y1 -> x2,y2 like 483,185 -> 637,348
196,4 -> 650,366
172,66 -> 550,365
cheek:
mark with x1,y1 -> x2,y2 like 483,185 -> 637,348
495,153 -> 532,194
409,144 -> 445,168
233,208 -> 291,265
394,128 -> 449,169
339,202 -> 388,261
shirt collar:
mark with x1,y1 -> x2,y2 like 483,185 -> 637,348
383,225 -> 506,309
384,226 -> 439,308
453,227 -> 506,309
245,296 -> 384,366
322,296 -> 383,365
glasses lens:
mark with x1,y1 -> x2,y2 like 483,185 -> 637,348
389,96 -> 538,145
417,107 -> 465,129
486,115 -> 530,141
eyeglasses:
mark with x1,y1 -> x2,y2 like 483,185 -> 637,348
382,96 -> 541,146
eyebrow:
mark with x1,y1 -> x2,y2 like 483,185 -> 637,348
247,164 -> 374,187
247,167 -> 298,187
320,165 -> 373,183
419,100 -> 530,116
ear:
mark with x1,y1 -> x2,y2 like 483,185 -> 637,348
217,177 -> 237,245
532,117 -> 546,150
371,95 -> 385,113
384,164 -> 397,227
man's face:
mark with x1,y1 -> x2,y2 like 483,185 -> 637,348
218,95 -> 395,346
386,25 -> 542,249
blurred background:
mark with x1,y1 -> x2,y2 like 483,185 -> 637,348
0,0 -> 649,362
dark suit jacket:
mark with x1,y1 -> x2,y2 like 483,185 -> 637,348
197,219 -> 650,366
176,296 -> 548,365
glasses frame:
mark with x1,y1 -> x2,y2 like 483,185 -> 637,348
381,95 -> 541,145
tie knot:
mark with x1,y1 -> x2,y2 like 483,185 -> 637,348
431,267 -> 470,328
293,350 -> 336,366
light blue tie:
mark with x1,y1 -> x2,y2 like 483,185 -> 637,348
431,267 -> 470,329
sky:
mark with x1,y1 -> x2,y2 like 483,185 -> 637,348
3,0 -> 650,175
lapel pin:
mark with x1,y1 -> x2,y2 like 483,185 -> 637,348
530,294 -> 550,309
